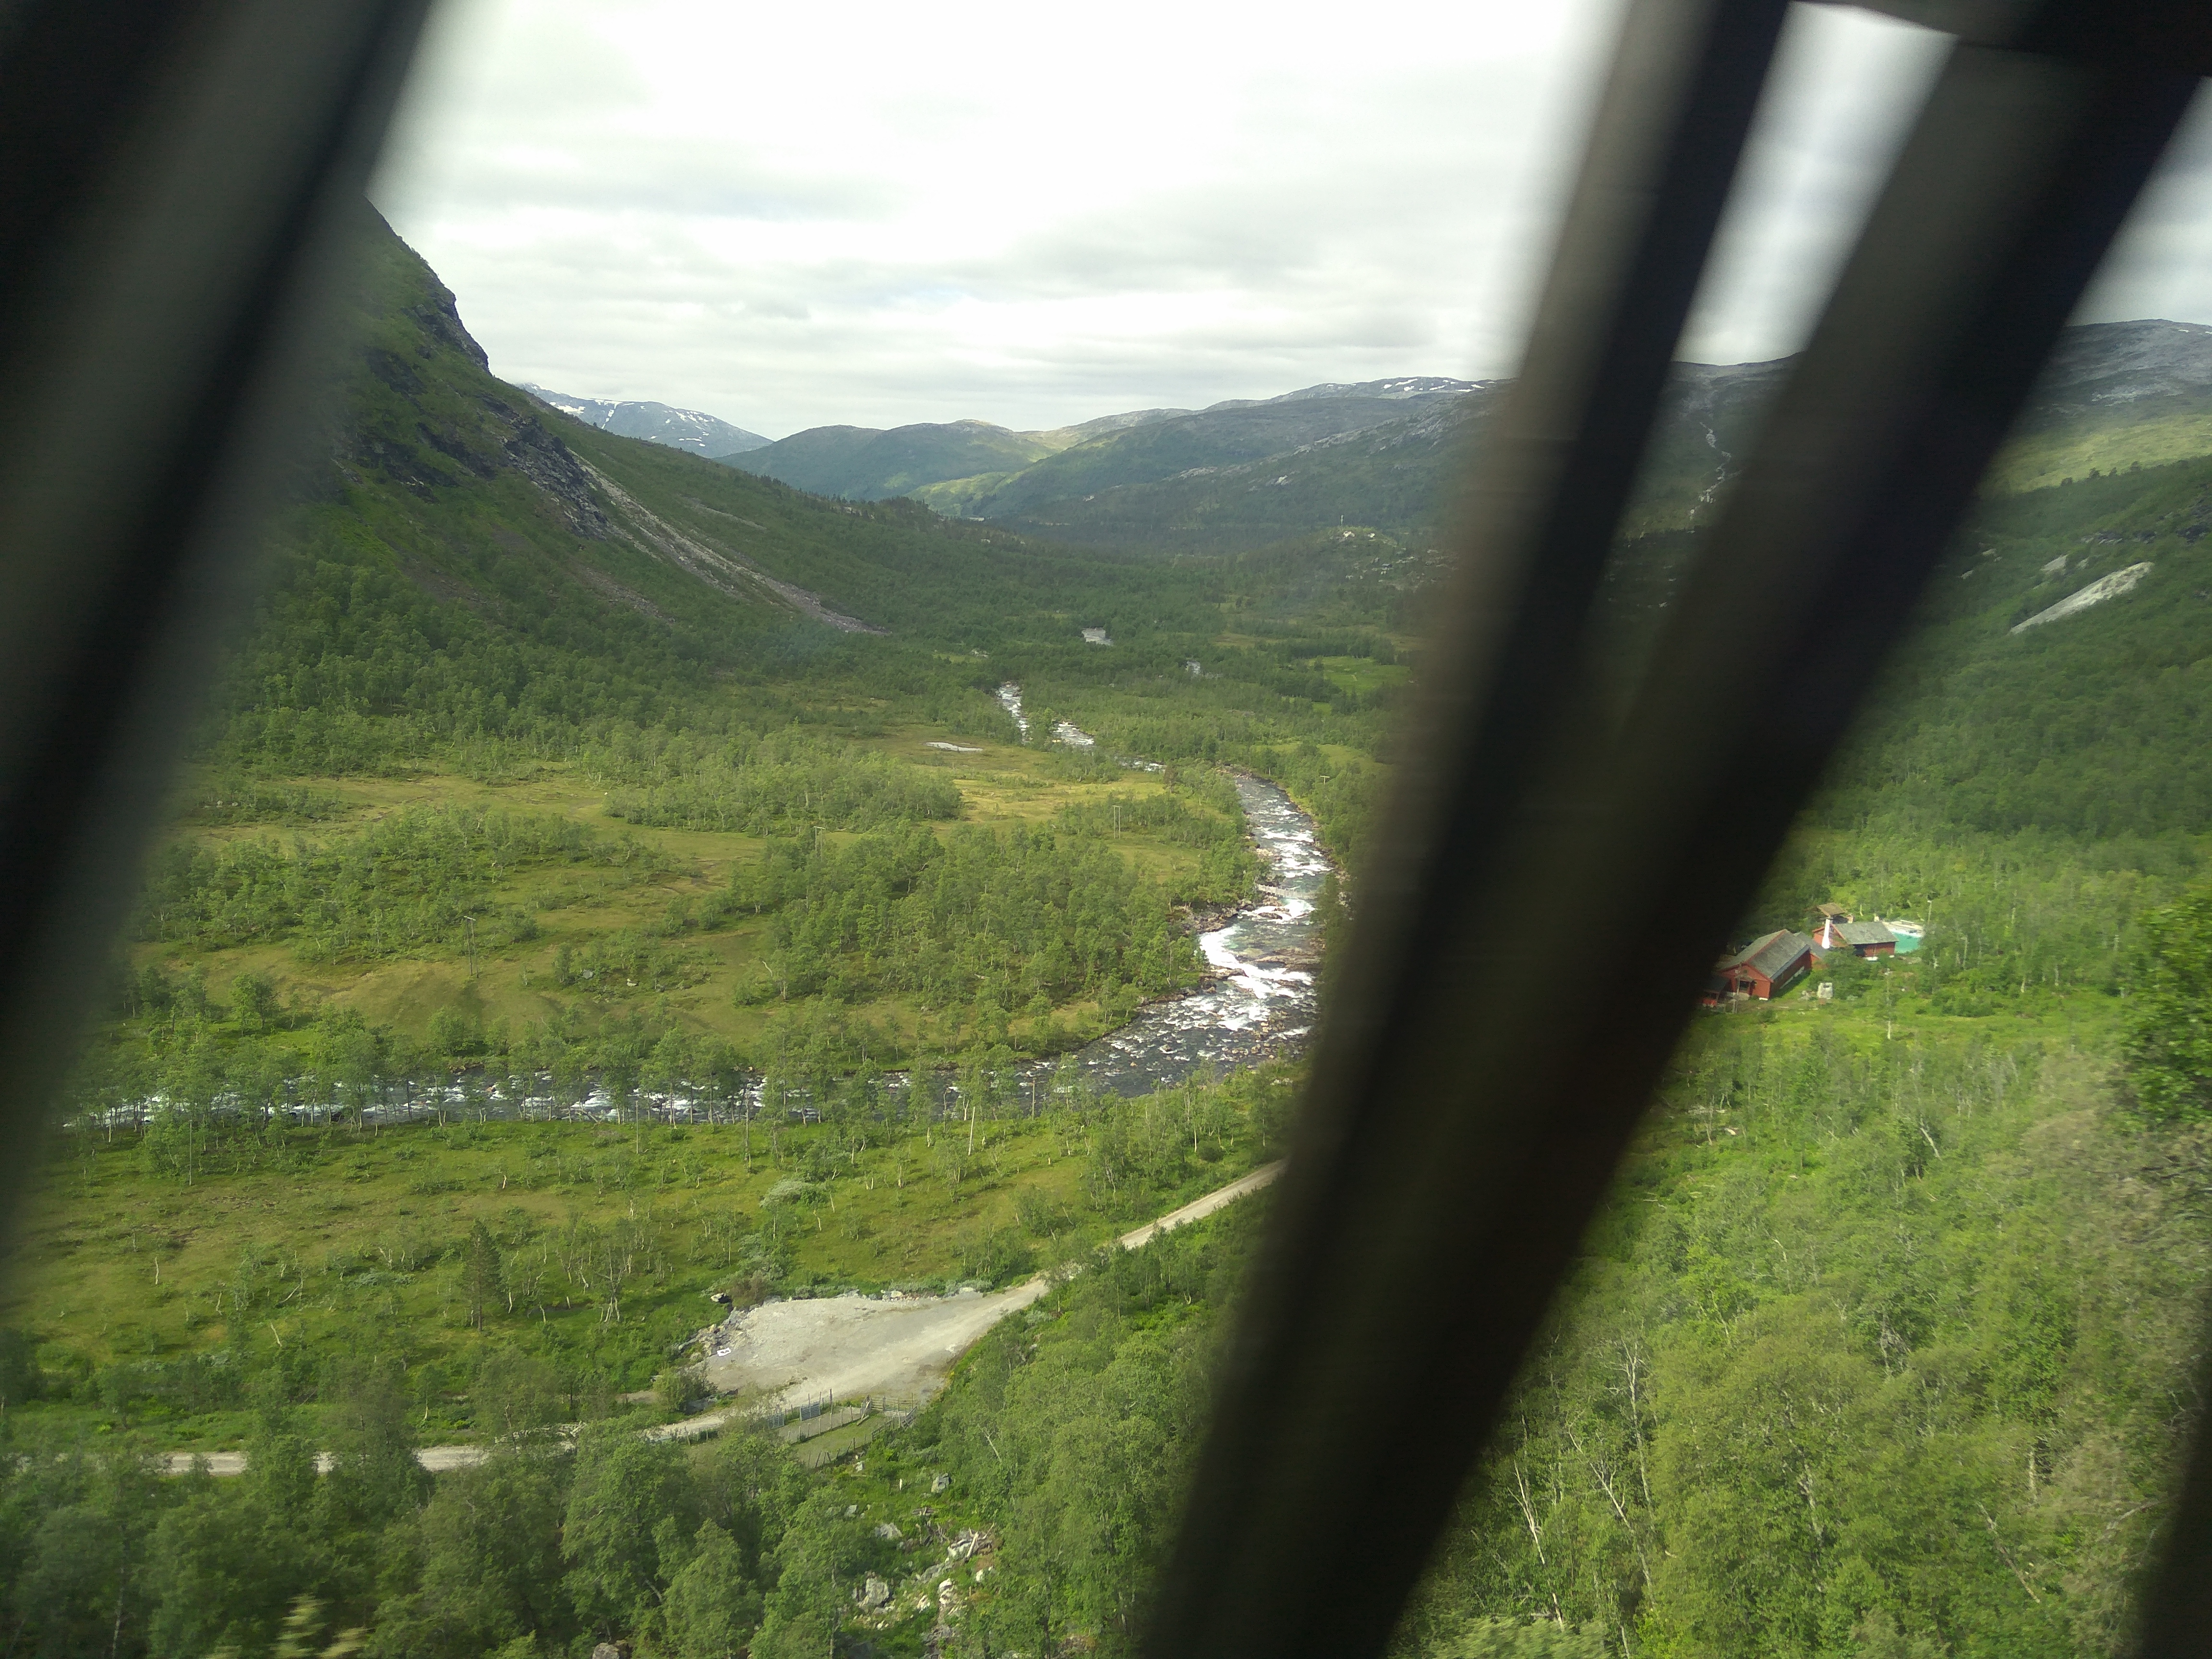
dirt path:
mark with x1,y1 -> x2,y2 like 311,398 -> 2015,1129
694,1157 -> 1284,1414
162,1159 -> 1284,1477
1112,1159 -> 1281,1252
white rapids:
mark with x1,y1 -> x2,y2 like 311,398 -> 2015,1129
1068,772 -> 1329,1095
988,684 -> 1330,1094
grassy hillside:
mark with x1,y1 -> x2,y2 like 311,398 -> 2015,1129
907,451 -> 2212,1659
893,327 -> 2212,560
101,206 -> 1416,1095
1980,320 -> 2212,493
722,420 -> 1060,501
903,361 -> 1782,555
1747,452 -> 2212,1013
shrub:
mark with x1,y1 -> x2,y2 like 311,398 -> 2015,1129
2126,882 -> 2212,1119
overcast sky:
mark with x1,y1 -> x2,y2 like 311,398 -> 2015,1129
373,1 -> 2212,440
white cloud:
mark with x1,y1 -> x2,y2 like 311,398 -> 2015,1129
373,0 -> 2212,438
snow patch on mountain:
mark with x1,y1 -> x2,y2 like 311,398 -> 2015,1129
521,385 -> 770,457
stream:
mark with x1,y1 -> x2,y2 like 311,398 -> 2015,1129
988,682 -> 1326,1095
1055,769 -> 1324,1094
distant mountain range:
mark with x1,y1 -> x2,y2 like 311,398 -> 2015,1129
520,385 -> 770,458
532,320 -> 2212,556
710,376 -> 1484,549
1979,318 -> 2212,492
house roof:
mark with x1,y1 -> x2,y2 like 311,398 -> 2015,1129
1716,929 -> 1816,980
1814,902 -> 1850,920
1834,918 -> 1896,947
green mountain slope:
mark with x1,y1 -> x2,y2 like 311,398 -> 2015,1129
724,382 -> 1475,529
63,206 -> 1405,1104
746,325 -> 2212,560
723,419 -> 1062,500
999,330 -> 2212,555
1814,455 -> 2212,844
4,201 -> 2212,1659
1983,319 -> 2212,492
978,391 -> 1496,552
958,383 -> 1476,520
262,207 -> 1250,727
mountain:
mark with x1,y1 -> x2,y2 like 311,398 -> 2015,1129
942,377 -> 1480,523
519,384 -> 771,457
718,367 -> 1745,553
520,315 -> 2212,562
300,214 -> 1259,673
722,418 -> 1061,501
950,365 -> 1784,553
933,325 -> 2212,555
1982,318 -> 2212,491
8,202 -> 2212,1659
721,379 -> 1477,516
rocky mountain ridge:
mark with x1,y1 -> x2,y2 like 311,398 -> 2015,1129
957,321 -> 2212,553
520,384 -> 770,458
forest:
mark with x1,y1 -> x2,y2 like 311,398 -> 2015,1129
3,204 -> 2212,1658
7,931 -> 2210,1659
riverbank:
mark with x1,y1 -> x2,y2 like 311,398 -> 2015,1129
75,758 -> 1330,1133
0,1060 -> 1299,1453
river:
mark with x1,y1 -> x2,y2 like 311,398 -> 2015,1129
87,697 -> 1329,1130
1056,769 -> 1325,1095
985,682 -> 1326,1095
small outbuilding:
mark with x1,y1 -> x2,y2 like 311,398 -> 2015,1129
1829,918 -> 1897,959
1706,929 -> 1818,1003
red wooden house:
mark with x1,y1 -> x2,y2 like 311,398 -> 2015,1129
1705,929 -> 1817,1003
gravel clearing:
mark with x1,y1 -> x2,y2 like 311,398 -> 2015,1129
703,1158 -> 1285,1411
162,1159 -> 1284,1476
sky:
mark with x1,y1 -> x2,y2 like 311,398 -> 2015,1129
373,0 -> 2212,441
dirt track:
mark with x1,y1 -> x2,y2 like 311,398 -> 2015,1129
162,1159 -> 1284,1476
698,1157 -> 1285,1412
